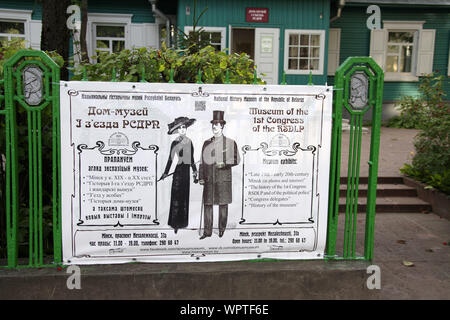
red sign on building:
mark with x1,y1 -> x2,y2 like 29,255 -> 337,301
246,8 -> 269,23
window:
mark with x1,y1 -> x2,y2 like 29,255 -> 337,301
87,13 -> 132,62
386,31 -> 415,73
0,9 -> 35,47
0,21 -> 25,43
94,25 -> 125,54
284,30 -> 325,75
370,21 -> 435,81
183,26 -> 226,51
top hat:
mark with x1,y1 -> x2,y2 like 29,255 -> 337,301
210,110 -> 226,125
167,116 -> 196,135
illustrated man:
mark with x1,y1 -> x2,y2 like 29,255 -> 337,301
199,110 -> 240,239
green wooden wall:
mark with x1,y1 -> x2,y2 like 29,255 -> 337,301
88,0 -> 155,23
329,5 -> 450,102
0,0 -> 41,20
177,0 -> 331,85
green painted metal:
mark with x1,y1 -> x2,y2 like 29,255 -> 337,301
169,69 -> 175,83
140,66 -> 147,83
2,50 -> 61,268
281,72 -> 287,85
225,70 -> 231,84
111,67 -> 117,82
196,70 -> 203,84
326,56 -> 384,261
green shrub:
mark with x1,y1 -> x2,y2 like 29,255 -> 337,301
385,95 -> 424,129
386,73 -> 448,130
398,73 -> 450,195
70,45 -> 263,84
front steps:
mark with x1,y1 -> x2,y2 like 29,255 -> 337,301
339,177 -> 433,213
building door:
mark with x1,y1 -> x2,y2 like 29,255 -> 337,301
230,27 -> 279,84
255,28 -> 279,84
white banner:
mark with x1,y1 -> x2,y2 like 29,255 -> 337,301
60,82 -> 332,264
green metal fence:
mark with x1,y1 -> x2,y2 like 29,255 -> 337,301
1,50 -> 61,268
326,57 -> 384,260
0,50 -> 383,268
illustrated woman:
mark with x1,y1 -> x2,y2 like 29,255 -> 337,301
160,117 -> 198,234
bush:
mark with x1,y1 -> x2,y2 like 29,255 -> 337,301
70,45 -> 263,84
398,73 -> 450,194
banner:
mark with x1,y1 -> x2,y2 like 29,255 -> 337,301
60,82 -> 332,264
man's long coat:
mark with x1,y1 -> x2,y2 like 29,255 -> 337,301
199,135 -> 240,205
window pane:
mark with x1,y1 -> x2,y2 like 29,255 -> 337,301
309,59 -> 319,70
310,35 -> 320,46
388,32 -> 414,44
112,40 -> 125,52
386,55 -> 398,72
200,32 -> 210,41
289,34 -> 299,45
289,46 -> 299,57
299,47 -> 309,57
212,44 -> 221,51
0,21 -> 24,34
96,40 -> 110,49
288,59 -> 298,70
300,34 -> 309,45
299,59 -> 309,70
210,32 -> 221,43
97,25 -> 124,38
387,45 -> 398,54
400,45 -> 413,72
311,47 -> 320,58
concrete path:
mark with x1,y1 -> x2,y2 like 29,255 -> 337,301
339,126 -> 450,299
340,126 -> 419,177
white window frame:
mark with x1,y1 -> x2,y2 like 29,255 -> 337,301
93,24 -> 126,54
0,9 -> 32,44
87,13 -> 132,62
383,21 -> 425,82
183,26 -> 226,51
283,29 -> 325,75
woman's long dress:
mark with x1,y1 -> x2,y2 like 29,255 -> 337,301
163,136 -> 197,229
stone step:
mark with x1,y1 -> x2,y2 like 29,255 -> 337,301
339,184 -> 418,197
338,196 -> 432,213
340,176 -> 404,184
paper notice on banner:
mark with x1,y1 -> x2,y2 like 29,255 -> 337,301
60,82 -> 332,264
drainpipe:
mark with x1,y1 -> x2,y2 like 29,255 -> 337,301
149,0 -> 171,47
330,0 -> 345,23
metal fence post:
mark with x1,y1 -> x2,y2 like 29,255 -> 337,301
3,50 -> 61,268
326,56 -> 383,261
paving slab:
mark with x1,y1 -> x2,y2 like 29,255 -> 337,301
340,126 -> 419,177
334,212 -> 450,299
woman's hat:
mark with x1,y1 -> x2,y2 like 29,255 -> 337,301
167,116 -> 196,135
210,110 -> 226,125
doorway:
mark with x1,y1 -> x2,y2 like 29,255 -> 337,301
230,27 -> 279,84
231,28 -> 255,60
